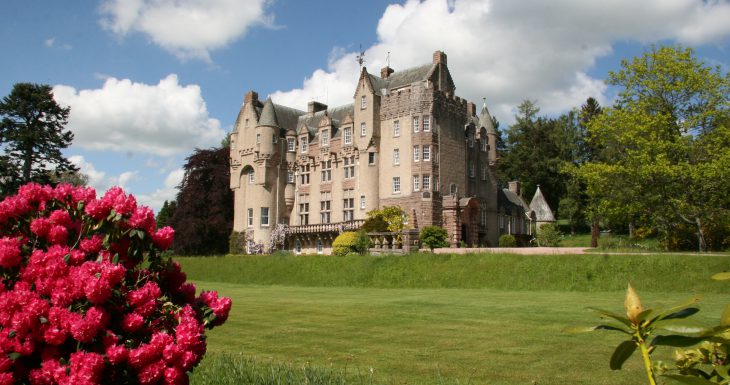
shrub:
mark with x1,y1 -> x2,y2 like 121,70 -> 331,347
536,223 -> 562,247
332,232 -> 359,256
0,183 -> 231,385
229,231 -> 247,254
498,234 -> 517,247
419,226 -> 449,251
353,229 -> 371,254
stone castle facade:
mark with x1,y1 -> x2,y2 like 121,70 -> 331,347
230,51 -> 548,253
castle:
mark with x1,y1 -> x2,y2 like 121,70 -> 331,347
229,51 -> 552,254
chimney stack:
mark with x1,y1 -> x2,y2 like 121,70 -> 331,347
308,101 -> 328,116
244,90 -> 259,105
508,181 -> 521,197
466,102 -> 476,117
433,50 -> 447,65
381,66 -> 394,78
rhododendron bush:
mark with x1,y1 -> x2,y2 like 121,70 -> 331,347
0,183 -> 232,385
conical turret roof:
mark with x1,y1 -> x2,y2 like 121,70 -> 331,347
257,97 -> 279,127
479,100 -> 496,134
529,186 -> 555,222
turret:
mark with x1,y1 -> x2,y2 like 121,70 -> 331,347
479,101 -> 498,165
256,98 -> 279,159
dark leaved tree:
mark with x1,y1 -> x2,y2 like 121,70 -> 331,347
169,146 -> 233,255
0,83 -> 78,197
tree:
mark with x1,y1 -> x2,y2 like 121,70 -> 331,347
364,206 -> 409,233
577,45 -> 730,251
156,199 -> 177,229
419,225 -> 449,251
169,146 -> 233,255
0,83 -> 78,196
499,100 -> 581,211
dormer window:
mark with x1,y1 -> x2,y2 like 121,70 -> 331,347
300,137 -> 308,153
344,127 -> 352,145
321,130 -> 330,147
287,138 -> 295,152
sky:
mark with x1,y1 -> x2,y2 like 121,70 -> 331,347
1,0 -> 729,212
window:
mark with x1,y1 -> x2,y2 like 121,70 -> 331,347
361,95 -> 367,109
298,194 -> 309,225
481,138 -> 488,152
316,239 -> 323,254
247,208 -> 253,227
423,175 -> 431,190
320,192 -> 331,224
344,127 -> 352,145
320,130 -> 329,147
287,138 -> 295,152
413,175 -> 420,191
422,145 -> 431,161
260,207 -> 269,226
393,177 -> 401,194
469,161 -> 475,178
481,164 -> 487,180
413,145 -> 419,162
368,152 -> 376,165
300,137 -> 308,153
480,203 -> 487,227
248,169 -> 255,184
343,190 -> 354,221
393,149 -> 400,165
413,116 -> 420,133
256,133 -> 261,143
320,160 -> 332,182
300,164 -> 310,185
272,134 -> 278,144
468,131 -> 474,148
245,119 -> 249,128
423,116 -> 431,132
287,170 -> 295,183
393,120 -> 400,137
360,122 -> 366,137
360,195 -> 366,209
344,156 -> 355,179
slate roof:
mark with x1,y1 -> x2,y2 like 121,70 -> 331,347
367,63 -> 435,95
529,186 -> 555,222
498,188 -> 531,215
257,98 -> 279,127
479,102 -> 496,134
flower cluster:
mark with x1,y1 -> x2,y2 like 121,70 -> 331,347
0,184 -> 232,385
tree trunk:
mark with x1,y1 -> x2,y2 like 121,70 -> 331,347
22,142 -> 33,183
590,219 -> 599,248
696,217 -> 706,253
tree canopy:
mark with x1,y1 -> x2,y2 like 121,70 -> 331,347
0,83 -> 78,196
168,146 -> 233,255
577,45 -> 730,251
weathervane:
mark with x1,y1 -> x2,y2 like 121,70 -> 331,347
386,51 -> 390,68
356,44 -> 365,68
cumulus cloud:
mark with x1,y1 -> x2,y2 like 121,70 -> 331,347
270,0 -> 730,124
99,0 -> 274,61
53,75 -> 224,156
68,155 -> 137,192
135,168 -> 184,211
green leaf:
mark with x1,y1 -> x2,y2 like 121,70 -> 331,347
651,335 -> 704,347
652,297 -> 702,324
7,352 -> 21,361
610,340 -> 636,370
721,304 -> 730,326
661,307 -> 701,321
587,307 -> 632,327
662,374 -> 720,385
654,319 -> 711,336
563,324 -> 630,334
712,272 -> 730,281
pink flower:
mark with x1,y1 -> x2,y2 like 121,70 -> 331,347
153,227 -> 175,250
30,218 -> 52,237
105,345 -> 128,365
129,207 -> 156,233
48,210 -> 71,228
47,225 -> 68,245
80,235 -> 103,254
0,237 -> 22,268
137,360 -> 165,385
121,313 -> 145,333
164,366 -> 187,385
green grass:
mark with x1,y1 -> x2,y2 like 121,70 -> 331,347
177,252 -> 730,293
194,282 -> 730,385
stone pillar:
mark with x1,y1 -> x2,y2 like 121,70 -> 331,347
442,195 -> 461,248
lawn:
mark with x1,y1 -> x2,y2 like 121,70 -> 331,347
193,282 -> 730,385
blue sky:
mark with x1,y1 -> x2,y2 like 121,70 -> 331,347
2,0 -> 729,212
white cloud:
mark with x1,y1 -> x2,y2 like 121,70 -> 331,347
53,75 -> 224,156
99,0 -> 274,61
135,168 -> 184,211
68,155 -> 137,192
44,37 -> 55,47
270,0 -> 730,125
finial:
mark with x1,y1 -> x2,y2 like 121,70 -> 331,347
386,51 -> 390,67
356,44 -> 365,68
